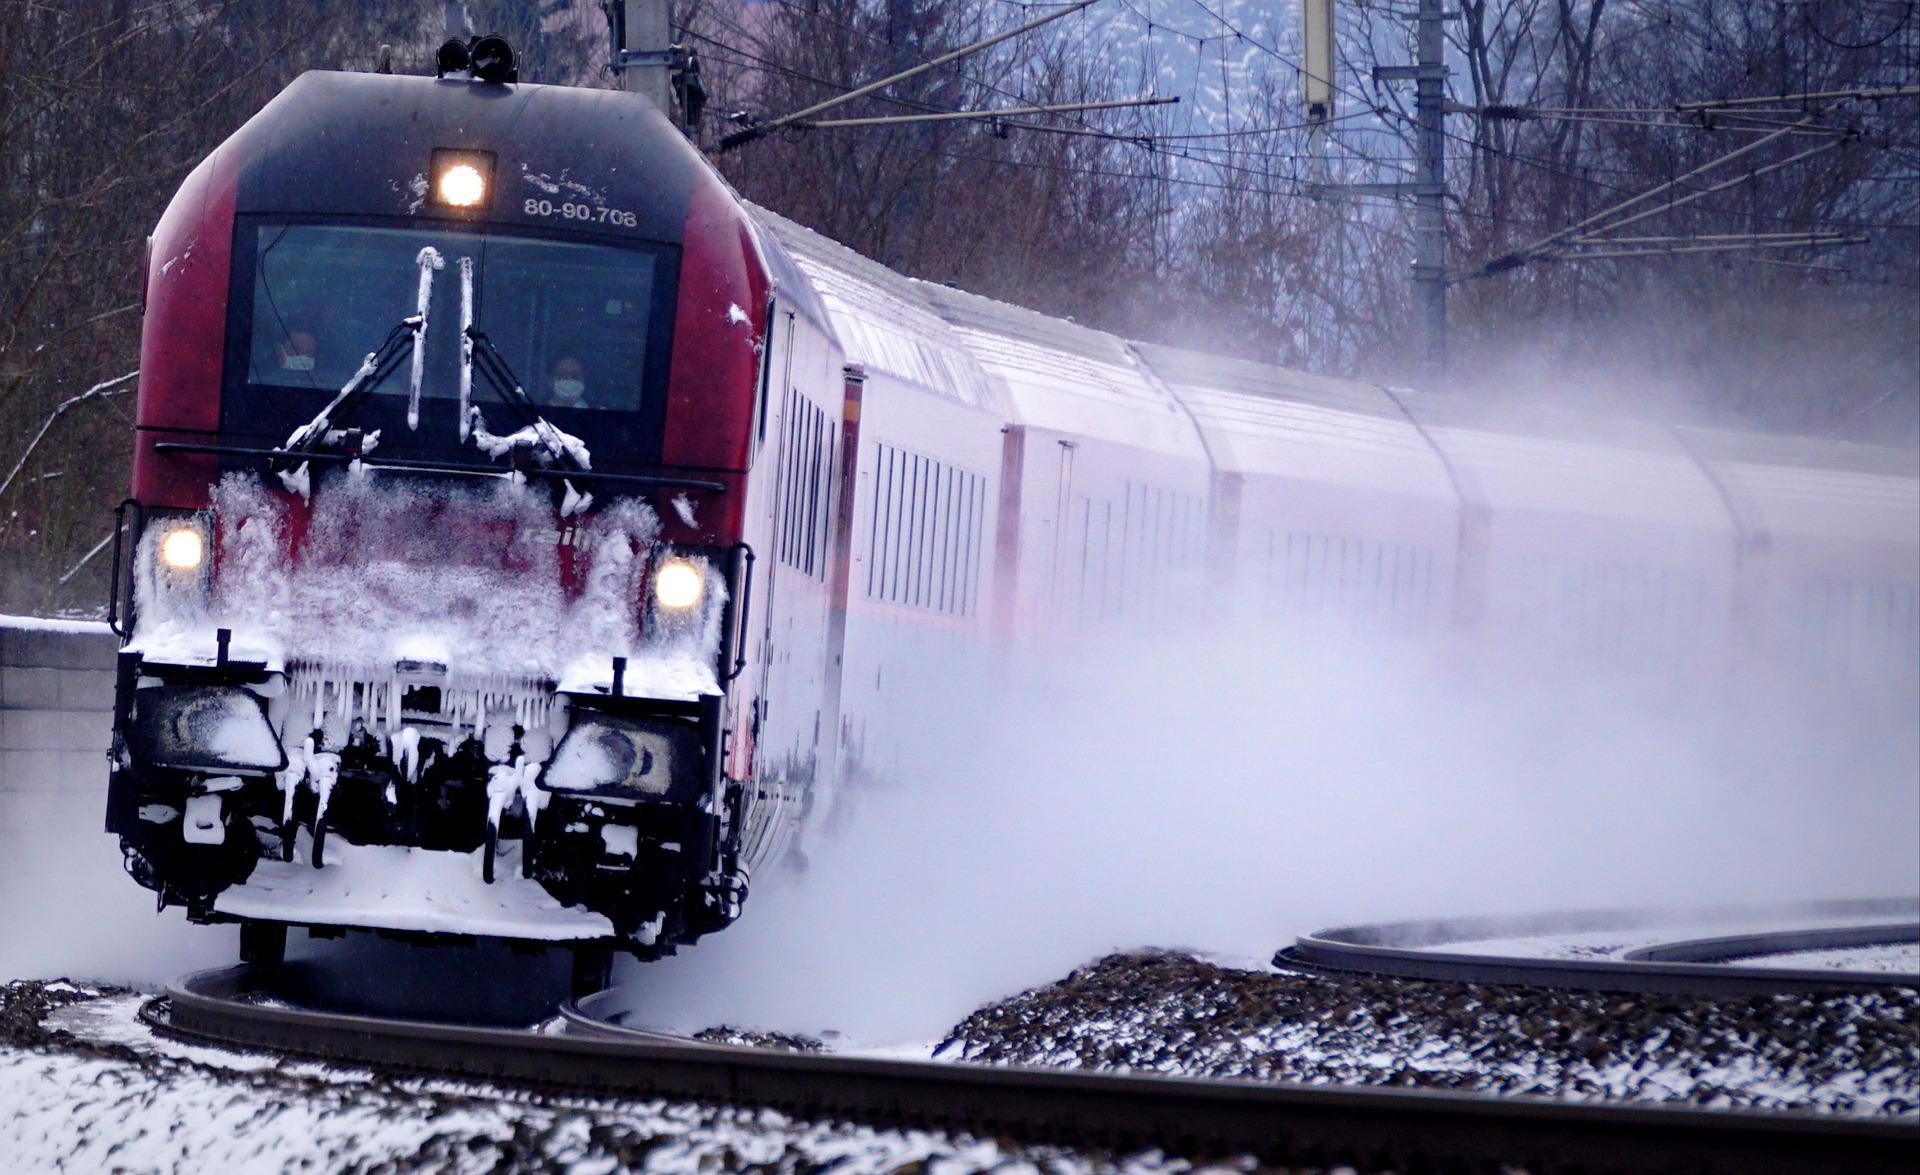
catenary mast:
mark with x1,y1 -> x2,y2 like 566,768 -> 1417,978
606,0 -> 674,115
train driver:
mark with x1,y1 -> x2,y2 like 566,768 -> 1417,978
549,355 -> 590,409
275,330 -> 319,375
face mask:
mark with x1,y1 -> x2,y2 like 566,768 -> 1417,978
553,378 -> 585,400
280,354 -> 315,372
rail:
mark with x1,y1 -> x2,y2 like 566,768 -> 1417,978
1279,898 -> 1920,996
145,965 -> 1916,1175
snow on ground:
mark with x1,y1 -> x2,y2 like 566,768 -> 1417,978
1732,942 -> 1920,975
0,981 -> 1299,1175
0,613 -> 110,633
935,952 -> 1920,1117
1436,906 -> 1920,963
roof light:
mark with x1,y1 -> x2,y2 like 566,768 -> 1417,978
468,36 -> 518,85
435,38 -> 471,78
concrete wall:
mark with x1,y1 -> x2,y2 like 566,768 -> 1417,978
0,620 -> 115,837
1,616 -> 236,982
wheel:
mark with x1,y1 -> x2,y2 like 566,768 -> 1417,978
239,921 -> 287,968
569,944 -> 613,999
309,812 -> 328,868
482,822 -> 498,884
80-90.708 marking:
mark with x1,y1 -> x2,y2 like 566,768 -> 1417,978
523,198 -> 638,228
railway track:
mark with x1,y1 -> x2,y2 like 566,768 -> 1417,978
143,964 -> 1914,1174
1277,898 -> 1920,996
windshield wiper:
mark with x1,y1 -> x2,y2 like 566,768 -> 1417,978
462,327 -> 590,474
274,317 -> 417,461
257,246 -> 594,501
279,247 -> 446,465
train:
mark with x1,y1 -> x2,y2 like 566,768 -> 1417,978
106,38 -> 1920,988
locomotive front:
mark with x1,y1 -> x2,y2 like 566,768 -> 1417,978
107,60 -> 770,967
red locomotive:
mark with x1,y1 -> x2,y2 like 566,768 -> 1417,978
111,42 -> 841,986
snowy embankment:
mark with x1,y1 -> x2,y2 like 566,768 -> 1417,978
935,952 -> 1920,1117
8,950 -> 1915,1172
0,981 -> 1265,1175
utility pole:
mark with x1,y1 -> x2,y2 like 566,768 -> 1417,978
1301,0 -> 1335,184
1328,0 -> 1451,388
605,0 -> 673,116
1411,0 -> 1447,387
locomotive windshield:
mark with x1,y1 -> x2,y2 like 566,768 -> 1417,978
225,218 -> 678,462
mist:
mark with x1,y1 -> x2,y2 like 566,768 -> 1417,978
616,618 -> 1920,1044
0,826 -> 237,985
2,609 -> 1911,1025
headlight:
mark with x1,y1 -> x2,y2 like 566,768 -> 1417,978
159,526 -> 204,571
437,163 -> 486,207
127,685 -> 286,774
654,557 -> 704,611
430,148 -> 494,209
539,714 -> 700,802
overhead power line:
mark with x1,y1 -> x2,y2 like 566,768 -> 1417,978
686,27 -> 1167,146
801,95 -> 1176,130
719,0 -> 1100,150
756,0 -> 1132,144
1675,84 -> 1920,112
1547,233 -> 1868,263
1448,103 -> 1862,138
695,1 -> 1917,273
1453,112 -> 1870,282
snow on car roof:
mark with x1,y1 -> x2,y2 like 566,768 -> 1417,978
1676,426 -> 1920,547
746,209 -> 1913,555
1131,343 -> 1456,501
1392,389 -> 1735,533
749,205 -> 1004,414
739,204 -> 836,338
916,282 -> 1207,459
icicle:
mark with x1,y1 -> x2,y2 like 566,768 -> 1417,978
392,726 -> 422,783
279,738 -> 307,828
561,480 -> 594,518
408,247 -> 445,431
458,255 -> 475,442
310,752 -> 341,822
485,763 -> 518,842
278,461 -> 312,502
519,763 -> 548,832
